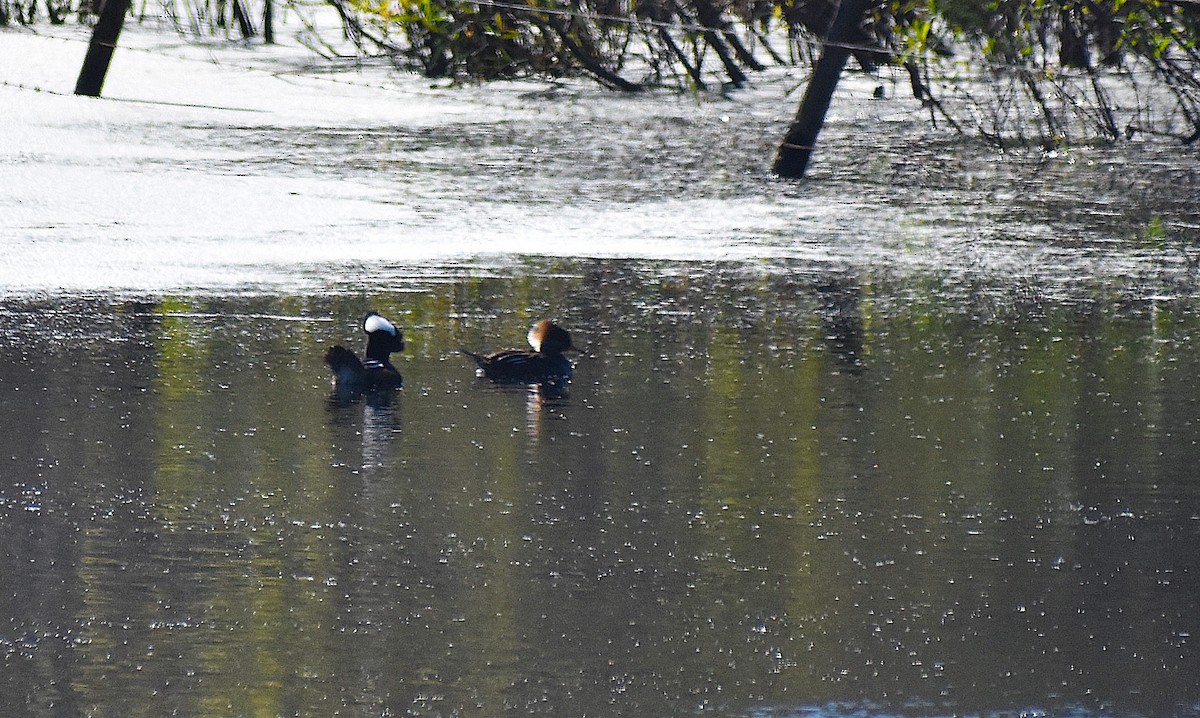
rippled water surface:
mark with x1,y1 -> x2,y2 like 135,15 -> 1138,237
2,25 -> 1200,718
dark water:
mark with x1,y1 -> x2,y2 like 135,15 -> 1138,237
3,264 -> 1200,717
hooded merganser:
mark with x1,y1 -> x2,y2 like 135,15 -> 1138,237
324,312 -> 405,391
462,320 -> 575,385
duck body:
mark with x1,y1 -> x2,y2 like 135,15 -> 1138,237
325,312 -> 405,391
463,320 -> 575,385
463,348 -> 573,384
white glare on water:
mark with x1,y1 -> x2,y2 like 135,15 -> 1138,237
2,26 -> 1194,299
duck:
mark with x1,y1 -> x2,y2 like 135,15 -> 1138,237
462,320 -> 576,385
324,312 -> 405,391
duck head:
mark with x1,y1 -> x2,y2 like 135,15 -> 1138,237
363,312 -> 405,360
527,320 -> 574,356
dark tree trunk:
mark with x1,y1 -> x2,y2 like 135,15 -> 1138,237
1058,7 -> 1089,69
231,0 -> 254,37
232,0 -> 254,37
263,0 -> 274,43
689,0 -> 764,72
773,0 -> 871,178
1091,4 -> 1122,67
672,0 -> 747,86
659,28 -> 706,89
532,15 -> 642,91
74,0 -> 132,97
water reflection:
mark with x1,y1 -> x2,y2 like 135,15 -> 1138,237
327,392 -> 401,472
3,267 -> 1200,717
816,276 -> 866,374
327,382 -> 403,410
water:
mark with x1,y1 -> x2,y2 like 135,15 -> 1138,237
4,276 -> 1200,717
3,24 -> 1200,718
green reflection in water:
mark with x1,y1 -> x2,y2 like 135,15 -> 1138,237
3,262 -> 1200,718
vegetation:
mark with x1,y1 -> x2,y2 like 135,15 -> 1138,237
9,0 -> 1200,143
318,0 -> 1200,143
904,0 -> 1200,143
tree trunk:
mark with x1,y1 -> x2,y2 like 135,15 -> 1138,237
659,28 -> 706,89
74,0 -> 132,97
689,0 -> 764,72
533,15 -> 642,92
231,0 -> 254,37
1058,8 -> 1089,69
772,0 -> 871,178
672,0 -> 746,86
263,0 -> 274,44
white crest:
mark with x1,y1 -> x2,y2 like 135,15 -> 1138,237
364,314 -> 397,336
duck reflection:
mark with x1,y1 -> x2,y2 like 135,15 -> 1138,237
326,389 -> 401,474
523,381 -> 572,444
358,399 -> 399,471
465,378 -> 571,445
327,383 -> 399,411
